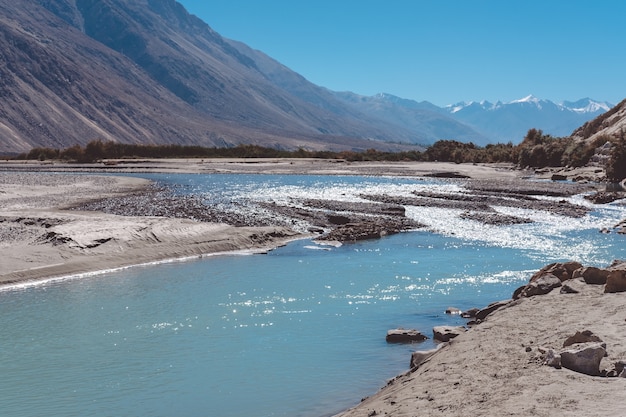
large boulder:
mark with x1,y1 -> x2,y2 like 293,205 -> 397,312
530,261 -> 583,283
560,343 -> 606,376
386,328 -> 428,343
604,269 -> 626,293
515,273 -> 562,298
578,266 -> 610,285
433,326 -> 466,342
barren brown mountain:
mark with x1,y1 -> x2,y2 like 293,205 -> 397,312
0,0 -> 425,154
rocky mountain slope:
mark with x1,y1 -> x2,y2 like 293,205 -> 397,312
332,92 -> 489,145
0,0 -> 423,154
572,98 -> 626,142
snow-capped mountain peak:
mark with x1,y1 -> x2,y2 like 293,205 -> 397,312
445,100 -> 495,113
561,98 -> 612,114
510,94 -> 541,104
442,95 -> 614,143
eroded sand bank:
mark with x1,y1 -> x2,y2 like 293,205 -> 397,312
0,171 -> 298,286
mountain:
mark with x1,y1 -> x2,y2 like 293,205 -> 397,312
331,92 -> 489,145
0,0 -> 423,154
571,98 -> 626,142
444,95 -> 613,143
330,92 -> 612,146
0,1 -> 615,154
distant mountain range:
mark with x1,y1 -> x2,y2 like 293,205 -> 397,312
0,1 -> 618,153
442,95 -> 613,144
331,93 -> 613,146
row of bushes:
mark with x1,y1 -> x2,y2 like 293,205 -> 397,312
14,129 -> 626,181
14,141 -> 430,163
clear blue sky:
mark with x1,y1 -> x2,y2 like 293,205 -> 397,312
178,0 -> 624,107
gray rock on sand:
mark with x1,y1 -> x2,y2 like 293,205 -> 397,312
560,343 -> 606,376
560,278 -> 588,294
433,326 -> 466,342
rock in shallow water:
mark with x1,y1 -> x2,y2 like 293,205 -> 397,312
386,328 -> 428,344
445,307 -> 462,315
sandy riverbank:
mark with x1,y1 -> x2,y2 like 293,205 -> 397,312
1,157 -> 609,182
335,272 -> 626,417
1,158 -> 527,179
0,171 -> 299,286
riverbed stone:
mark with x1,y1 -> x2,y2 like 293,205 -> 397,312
579,266 -> 610,285
530,261 -> 583,283
560,343 -> 606,376
386,328 -> 428,343
516,273 -> 562,298
604,269 -> 626,293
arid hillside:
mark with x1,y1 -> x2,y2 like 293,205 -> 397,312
572,98 -> 626,142
0,0 -> 423,153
